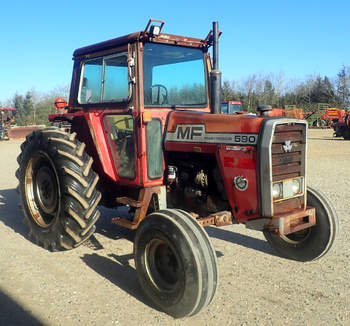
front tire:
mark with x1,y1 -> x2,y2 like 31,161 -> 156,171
264,186 -> 338,262
134,209 -> 217,318
16,127 -> 101,251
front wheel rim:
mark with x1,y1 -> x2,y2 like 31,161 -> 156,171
280,228 -> 312,244
145,238 -> 181,292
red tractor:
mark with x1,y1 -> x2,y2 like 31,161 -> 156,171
16,20 -> 338,317
333,109 -> 350,139
221,100 -> 243,114
320,107 -> 345,127
0,107 -> 15,140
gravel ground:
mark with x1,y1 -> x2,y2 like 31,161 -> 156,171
0,129 -> 349,326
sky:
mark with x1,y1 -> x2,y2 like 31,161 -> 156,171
0,0 -> 349,104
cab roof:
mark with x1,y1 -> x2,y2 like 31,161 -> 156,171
73,31 -> 209,59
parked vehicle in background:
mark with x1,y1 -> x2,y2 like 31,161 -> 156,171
221,100 -> 243,114
304,103 -> 344,128
320,107 -> 345,126
262,106 -> 304,120
267,108 -> 286,117
284,105 -> 304,120
333,109 -> 350,139
0,107 -> 15,140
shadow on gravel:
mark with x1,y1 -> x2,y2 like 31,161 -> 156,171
205,226 -> 277,257
0,188 -> 276,259
94,206 -> 135,243
0,188 -> 134,248
0,288 -> 45,326
81,253 -> 158,312
92,209 -> 277,257
0,188 -> 28,239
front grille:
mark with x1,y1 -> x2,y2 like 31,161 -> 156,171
272,124 -> 305,182
259,119 -> 307,217
272,123 -> 307,215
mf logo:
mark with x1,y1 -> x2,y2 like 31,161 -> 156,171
283,140 -> 293,153
176,125 -> 205,140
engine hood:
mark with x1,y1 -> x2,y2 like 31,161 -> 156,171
165,111 -> 265,147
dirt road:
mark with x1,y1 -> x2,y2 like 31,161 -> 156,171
0,129 -> 349,326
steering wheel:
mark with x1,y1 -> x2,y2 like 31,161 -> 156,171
111,117 -> 133,141
151,84 -> 168,105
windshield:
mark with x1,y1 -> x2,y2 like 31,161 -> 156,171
143,43 -> 207,107
231,104 -> 242,113
222,103 -> 242,114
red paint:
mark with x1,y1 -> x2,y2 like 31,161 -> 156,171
216,146 -> 259,222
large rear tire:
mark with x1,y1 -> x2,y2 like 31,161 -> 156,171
16,127 -> 101,251
264,186 -> 338,262
134,209 -> 217,318
343,129 -> 350,140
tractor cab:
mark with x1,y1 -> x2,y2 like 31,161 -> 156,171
54,20 -> 221,191
69,19 -> 212,112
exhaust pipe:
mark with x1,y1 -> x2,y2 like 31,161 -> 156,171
210,21 -> 222,114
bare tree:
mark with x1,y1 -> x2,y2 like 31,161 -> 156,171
336,65 -> 350,107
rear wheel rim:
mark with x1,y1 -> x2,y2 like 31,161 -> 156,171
25,152 -> 59,228
35,165 -> 58,214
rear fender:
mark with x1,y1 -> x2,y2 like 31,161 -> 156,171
50,112 -> 117,182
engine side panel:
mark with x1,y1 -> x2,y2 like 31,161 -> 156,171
216,145 -> 259,221
165,111 -> 264,222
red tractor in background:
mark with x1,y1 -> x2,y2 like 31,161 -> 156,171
221,100 -> 243,114
317,107 -> 345,127
304,103 -> 345,128
16,20 -> 338,317
0,107 -> 15,140
333,109 -> 350,139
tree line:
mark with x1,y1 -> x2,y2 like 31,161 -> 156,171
1,65 -> 349,126
222,65 -> 350,112
0,86 -> 69,126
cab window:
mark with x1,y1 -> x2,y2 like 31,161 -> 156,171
105,114 -> 136,179
79,53 -> 129,104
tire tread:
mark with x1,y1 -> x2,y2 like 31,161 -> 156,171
16,126 -> 101,251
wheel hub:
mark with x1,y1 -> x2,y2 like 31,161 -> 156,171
282,228 -> 311,244
35,166 -> 58,214
146,239 -> 180,291
25,152 -> 60,228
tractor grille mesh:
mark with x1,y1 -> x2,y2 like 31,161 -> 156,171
271,124 -> 305,182
272,123 -> 306,215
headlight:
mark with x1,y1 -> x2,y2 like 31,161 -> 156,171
284,178 -> 302,198
291,178 -> 302,194
272,182 -> 282,200
272,177 -> 304,201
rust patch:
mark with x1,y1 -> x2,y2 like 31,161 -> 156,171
266,207 -> 316,235
8,126 -> 45,139
112,186 -> 161,229
197,211 -> 233,227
